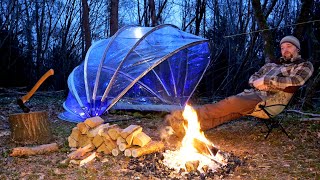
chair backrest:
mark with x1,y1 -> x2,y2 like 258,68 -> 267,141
249,91 -> 295,119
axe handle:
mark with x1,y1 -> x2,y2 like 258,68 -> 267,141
20,69 -> 54,103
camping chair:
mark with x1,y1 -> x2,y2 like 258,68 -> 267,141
249,87 -> 301,139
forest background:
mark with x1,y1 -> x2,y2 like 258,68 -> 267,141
0,0 -> 319,110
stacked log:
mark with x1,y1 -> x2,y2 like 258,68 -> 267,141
67,116 -> 164,164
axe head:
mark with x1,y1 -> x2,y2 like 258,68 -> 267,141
17,98 -> 30,113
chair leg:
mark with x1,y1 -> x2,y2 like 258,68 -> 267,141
252,118 -> 291,139
263,119 -> 291,139
278,123 -> 291,139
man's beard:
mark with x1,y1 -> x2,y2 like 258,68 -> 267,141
282,52 -> 293,60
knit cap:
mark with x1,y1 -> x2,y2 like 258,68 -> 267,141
280,35 -> 300,50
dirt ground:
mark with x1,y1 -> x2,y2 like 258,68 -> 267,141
0,91 -> 319,179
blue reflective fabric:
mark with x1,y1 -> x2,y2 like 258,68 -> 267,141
59,25 -> 210,122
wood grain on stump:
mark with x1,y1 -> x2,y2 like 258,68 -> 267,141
9,111 -> 52,145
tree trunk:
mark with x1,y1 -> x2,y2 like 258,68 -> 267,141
251,0 -> 275,62
9,111 -> 52,145
195,0 -> 206,35
110,0 -> 119,36
149,0 -> 156,26
81,0 -> 92,53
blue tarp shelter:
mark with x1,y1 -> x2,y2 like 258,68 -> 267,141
59,24 -> 210,122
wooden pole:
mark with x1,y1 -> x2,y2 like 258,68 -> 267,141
9,111 -> 52,145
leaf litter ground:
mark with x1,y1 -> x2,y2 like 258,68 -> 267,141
0,91 -> 319,179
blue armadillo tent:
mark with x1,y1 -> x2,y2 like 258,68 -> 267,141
58,24 -> 211,123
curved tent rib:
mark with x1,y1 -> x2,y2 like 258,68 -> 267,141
101,24 -> 177,102
105,40 -> 209,112
59,24 -> 211,122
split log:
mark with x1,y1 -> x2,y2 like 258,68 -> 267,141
9,111 -> 52,145
77,122 -> 89,134
185,160 -> 200,172
193,138 -> 219,156
126,127 -> 142,145
70,127 -> 81,141
70,159 -> 80,165
118,143 -> 131,151
78,134 -> 93,147
10,143 -> 59,157
84,116 -> 104,128
103,135 -> 117,150
131,141 -> 164,158
132,132 -> 151,147
96,143 -> 111,155
67,144 -> 94,159
111,147 -> 120,156
202,165 -> 209,173
107,126 -> 122,140
68,136 -> 78,148
79,152 -> 96,167
124,147 -> 138,157
99,124 -> 119,137
92,135 -> 104,148
120,125 -> 141,138
87,123 -> 110,138
116,136 -> 126,145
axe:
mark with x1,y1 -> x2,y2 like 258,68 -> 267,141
17,69 -> 55,113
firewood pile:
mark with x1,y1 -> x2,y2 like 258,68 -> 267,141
66,116 -> 164,166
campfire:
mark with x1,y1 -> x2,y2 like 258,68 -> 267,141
162,104 -> 227,173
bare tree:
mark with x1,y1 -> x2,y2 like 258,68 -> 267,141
251,0 -> 275,62
195,0 -> 206,35
81,0 -> 92,53
110,0 -> 119,35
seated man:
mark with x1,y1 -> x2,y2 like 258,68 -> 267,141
165,35 -> 314,138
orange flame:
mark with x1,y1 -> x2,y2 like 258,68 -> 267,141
162,104 -> 224,173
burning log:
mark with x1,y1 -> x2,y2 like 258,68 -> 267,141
84,116 -> 104,128
185,160 -> 200,172
10,143 -> 59,157
193,138 -> 219,156
132,132 -> 151,147
131,141 -> 164,158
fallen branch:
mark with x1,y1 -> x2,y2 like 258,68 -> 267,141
10,143 -> 59,157
300,117 -> 320,121
287,110 -> 320,117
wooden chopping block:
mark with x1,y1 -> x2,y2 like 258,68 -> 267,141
9,111 -> 52,145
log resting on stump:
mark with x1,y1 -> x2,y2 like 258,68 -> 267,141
9,111 -> 52,145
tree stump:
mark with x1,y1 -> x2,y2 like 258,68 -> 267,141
9,111 -> 52,145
